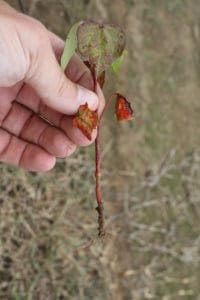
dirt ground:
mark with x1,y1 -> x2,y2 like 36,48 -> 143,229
1,0 -> 200,299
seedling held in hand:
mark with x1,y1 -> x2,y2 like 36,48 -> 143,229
61,21 -> 133,237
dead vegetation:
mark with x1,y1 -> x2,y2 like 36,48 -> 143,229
1,0 -> 200,299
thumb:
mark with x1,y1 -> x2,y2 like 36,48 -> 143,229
25,28 -> 98,115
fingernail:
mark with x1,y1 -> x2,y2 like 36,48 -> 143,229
77,85 -> 98,110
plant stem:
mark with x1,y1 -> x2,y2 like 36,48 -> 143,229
99,92 -> 118,122
92,73 -> 119,237
92,71 -> 106,237
94,87 -> 119,236
95,128 -> 105,237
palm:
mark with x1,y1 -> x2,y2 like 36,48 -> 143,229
0,55 -> 96,171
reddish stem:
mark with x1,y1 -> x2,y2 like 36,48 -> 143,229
95,128 -> 105,237
92,72 -> 118,237
92,69 -> 105,237
99,92 -> 119,122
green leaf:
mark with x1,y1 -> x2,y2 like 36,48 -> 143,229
77,21 -> 125,76
111,49 -> 128,74
60,22 -> 81,71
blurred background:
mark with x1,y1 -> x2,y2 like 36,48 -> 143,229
1,0 -> 200,299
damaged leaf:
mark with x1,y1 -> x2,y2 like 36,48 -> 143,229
73,103 -> 98,140
115,94 -> 133,121
77,21 -> 125,75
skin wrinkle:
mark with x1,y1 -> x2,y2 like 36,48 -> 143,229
0,104 -> 10,125
18,143 -> 56,171
0,134 -> 26,167
15,89 -> 79,150
38,126 -> 76,157
18,142 -> 29,168
18,86 -> 80,148
0,129 -> 11,156
7,136 -> 26,166
2,102 -> 32,135
0,83 -> 23,125
38,126 -> 54,150
0,102 -> 13,127
19,113 -> 38,141
16,84 -> 41,113
39,103 -> 61,126
20,114 -> 49,144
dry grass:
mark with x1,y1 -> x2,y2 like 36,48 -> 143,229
1,0 -> 200,299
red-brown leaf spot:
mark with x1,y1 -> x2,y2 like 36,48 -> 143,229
115,94 -> 133,121
73,103 -> 98,140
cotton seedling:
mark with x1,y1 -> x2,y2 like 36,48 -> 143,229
61,21 -> 133,237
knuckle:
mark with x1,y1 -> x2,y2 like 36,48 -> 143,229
27,20 -> 48,49
15,13 -> 48,49
22,18 -> 50,80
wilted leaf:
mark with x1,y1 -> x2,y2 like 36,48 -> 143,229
115,94 -> 133,121
73,103 -> 98,140
77,21 -> 125,75
61,22 -> 81,71
111,49 -> 128,74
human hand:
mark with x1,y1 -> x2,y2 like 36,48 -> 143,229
0,1 -> 104,172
